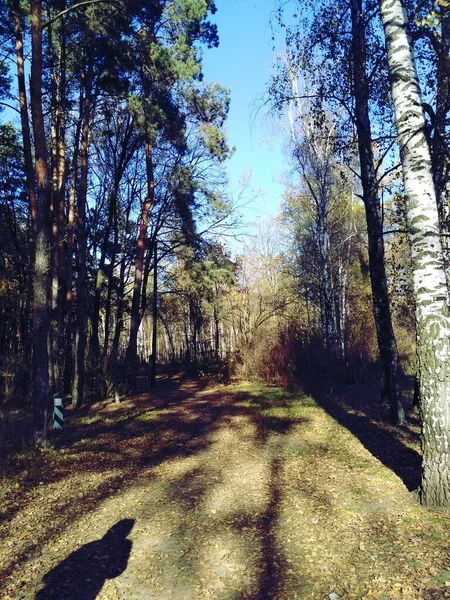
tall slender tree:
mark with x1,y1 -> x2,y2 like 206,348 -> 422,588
29,0 -> 51,445
350,0 -> 404,423
380,0 -> 450,505
272,0 -> 405,422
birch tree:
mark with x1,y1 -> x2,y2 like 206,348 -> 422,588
271,1 -> 405,423
380,0 -> 450,506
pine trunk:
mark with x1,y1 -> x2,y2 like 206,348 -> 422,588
30,0 -> 51,446
380,0 -> 450,505
125,139 -> 154,376
12,0 -> 37,356
13,1 -> 38,242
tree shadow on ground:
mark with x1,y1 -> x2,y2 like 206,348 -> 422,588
161,421 -> 296,600
300,371 -> 421,491
253,456 -> 286,600
34,519 -> 134,600
2,374 -> 306,595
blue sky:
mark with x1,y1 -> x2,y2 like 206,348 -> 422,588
1,1 -> 288,223
201,0 -> 287,218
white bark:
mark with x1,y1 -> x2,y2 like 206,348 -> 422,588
380,0 -> 450,505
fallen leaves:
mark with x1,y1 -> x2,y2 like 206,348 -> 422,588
2,379 -> 450,599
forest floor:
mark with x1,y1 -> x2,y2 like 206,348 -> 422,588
1,373 -> 450,600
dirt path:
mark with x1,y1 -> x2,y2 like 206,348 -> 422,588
1,378 -> 450,599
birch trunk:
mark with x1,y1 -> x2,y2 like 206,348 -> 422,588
380,0 -> 450,505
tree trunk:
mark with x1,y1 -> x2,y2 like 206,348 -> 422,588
103,200 -> 119,358
63,114 -> 82,394
351,0 -> 405,424
150,241 -> 157,387
72,55 -> 93,406
111,201 -> 133,357
213,305 -> 220,354
12,0 -> 38,243
380,0 -> 450,505
12,0 -> 38,356
159,313 -> 176,361
30,0 -> 51,446
430,6 -> 450,233
92,123 -> 135,359
48,5 -> 67,390
125,139 -> 154,378
140,232 -> 154,317
90,190 -> 116,361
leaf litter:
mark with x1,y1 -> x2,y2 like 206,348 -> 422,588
0,376 -> 449,599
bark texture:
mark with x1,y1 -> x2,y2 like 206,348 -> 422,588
72,56 -> 93,406
380,0 -> 450,505
150,241 -> 157,388
30,0 -> 51,446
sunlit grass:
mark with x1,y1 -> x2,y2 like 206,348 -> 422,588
135,411 -> 160,422
78,414 -> 102,425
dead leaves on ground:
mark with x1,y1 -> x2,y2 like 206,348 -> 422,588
1,378 -> 450,599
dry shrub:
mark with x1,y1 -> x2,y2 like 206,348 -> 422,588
345,297 -> 378,363
238,324 -> 304,385
240,313 -> 381,389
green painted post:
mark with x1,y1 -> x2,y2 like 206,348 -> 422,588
53,392 -> 64,430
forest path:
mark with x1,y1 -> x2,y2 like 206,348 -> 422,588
1,377 -> 450,599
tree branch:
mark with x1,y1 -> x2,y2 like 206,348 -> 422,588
0,101 -> 20,114
43,0 -> 121,28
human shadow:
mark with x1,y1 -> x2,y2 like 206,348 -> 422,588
4,379 -> 307,596
35,519 -> 134,600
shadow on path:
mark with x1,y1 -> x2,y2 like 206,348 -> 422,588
2,377 -> 309,591
302,375 -> 421,491
254,456 -> 285,600
34,519 -> 134,600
